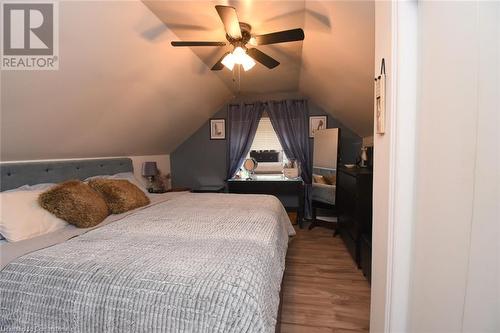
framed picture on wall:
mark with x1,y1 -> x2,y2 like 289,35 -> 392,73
309,116 -> 328,138
375,58 -> 386,134
210,118 -> 226,140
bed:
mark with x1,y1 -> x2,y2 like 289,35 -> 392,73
0,158 -> 295,332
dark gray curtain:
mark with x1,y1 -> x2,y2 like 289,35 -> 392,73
227,102 -> 264,179
266,99 -> 312,217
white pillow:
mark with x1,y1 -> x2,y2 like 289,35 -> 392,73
4,182 -> 55,193
0,189 -> 68,242
85,172 -> 148,194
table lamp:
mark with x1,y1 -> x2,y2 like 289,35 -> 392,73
360,147 -> 368,168
142,162 -> 158,191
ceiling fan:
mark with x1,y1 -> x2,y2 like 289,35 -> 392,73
171,5 -> 305,71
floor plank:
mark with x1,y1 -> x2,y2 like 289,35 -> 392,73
281,225 -> 371,333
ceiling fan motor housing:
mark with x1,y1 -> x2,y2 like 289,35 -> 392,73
227,22 -> 252,47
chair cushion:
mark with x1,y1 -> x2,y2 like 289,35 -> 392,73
313,174 -> 327,184
323,174 -> 336,185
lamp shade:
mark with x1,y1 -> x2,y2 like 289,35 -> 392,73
142,162 -> 158,177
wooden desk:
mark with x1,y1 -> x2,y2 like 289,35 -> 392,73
227,175 -> 304,227
191,185 -> 225,193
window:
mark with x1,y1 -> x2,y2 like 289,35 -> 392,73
250,117 -> 283,152
244,115 -> 287,174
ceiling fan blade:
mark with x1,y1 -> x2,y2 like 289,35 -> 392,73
171,41 -> 226,47
254,28 -> 305,45
211,52 -> 230,71
247,48 -> 280,69
215,5 -> 242,39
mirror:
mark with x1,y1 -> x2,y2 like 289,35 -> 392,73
312,128 -> 340,206
242,158 -> 258,179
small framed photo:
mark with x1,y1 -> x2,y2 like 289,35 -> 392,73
210,118 -> 226,140
309,116 -> 327,138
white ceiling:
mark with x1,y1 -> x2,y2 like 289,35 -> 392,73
0,0 -> 375,161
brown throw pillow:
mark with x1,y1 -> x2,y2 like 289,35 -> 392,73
323,174 -> 337,185
39,180 -> 109,228
88,179 -> 150,214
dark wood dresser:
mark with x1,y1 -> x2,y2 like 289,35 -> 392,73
336,166 -> 373,281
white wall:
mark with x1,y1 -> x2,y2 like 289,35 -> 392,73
385,2 -> 419,332
370,1 -> 499,332
370,2 -> 394,331
410,2 -> 499,332
462,4 -> 499,330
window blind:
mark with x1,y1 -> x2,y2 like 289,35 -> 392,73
249,117 -> 283,152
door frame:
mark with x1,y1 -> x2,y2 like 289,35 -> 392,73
370,1 -> 419,332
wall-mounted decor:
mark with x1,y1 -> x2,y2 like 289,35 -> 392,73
210,118 -> 226,140
375,58 -> 386,134
309,116 -> 328,138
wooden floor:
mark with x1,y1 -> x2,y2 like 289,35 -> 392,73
280,224 -> 371,333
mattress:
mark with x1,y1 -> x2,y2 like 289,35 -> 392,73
0,193 -> 294,332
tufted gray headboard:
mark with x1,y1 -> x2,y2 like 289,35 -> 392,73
0,158 -> 133,192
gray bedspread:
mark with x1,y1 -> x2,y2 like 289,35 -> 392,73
0,193 -> 181,270
0,193 -> 295,333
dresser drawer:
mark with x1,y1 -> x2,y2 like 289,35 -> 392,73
336,167 -> 373,273
338,172 -> 357,197
340,227 -> 360,268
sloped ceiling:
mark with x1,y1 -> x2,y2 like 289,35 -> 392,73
142,0 -> 375,135
142,0 -> 306,94
0,0 -> 374,161
300,1 -> 375,136
0,0 -> 232,161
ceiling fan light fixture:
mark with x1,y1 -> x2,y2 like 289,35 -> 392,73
221,52 -> 236,70
241,54 -> 256,71
230,46 -> 255,71
232,46 -> 246,60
